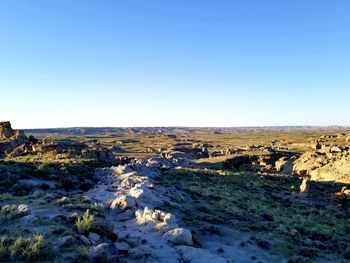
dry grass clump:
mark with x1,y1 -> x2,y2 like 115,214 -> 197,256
0,234 -> 45,260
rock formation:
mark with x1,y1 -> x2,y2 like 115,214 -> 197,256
0,121 -> 26,142
0,121 -> 28,157
293,144 -> 350,184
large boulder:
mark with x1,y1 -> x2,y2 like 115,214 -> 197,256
164,228 -> 193,246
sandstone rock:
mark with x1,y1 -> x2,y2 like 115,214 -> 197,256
293,148 -> 350,184
164,228 -> 193,246
346,135 -> 350,143
331,146 -> 342,153
0,121 -> 26,141
163,213 -> 177,224
0,121 -> 28,157
299,177 -> 310,195
110,195 -> 136,210
275,157 -> 288,172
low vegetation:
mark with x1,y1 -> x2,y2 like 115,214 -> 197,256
76,209 -> 94,235
0,234 -> 46,261
160,168 -> 350,259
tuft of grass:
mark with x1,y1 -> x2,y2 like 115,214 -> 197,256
0,234 -> 45,260
75,209 -> 94,235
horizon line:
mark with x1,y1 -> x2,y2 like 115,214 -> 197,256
22,125 -> 350,130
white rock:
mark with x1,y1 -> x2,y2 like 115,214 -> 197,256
135,209 -> 144,223
163,213 -> 176,224
16,204 -> 30,216
164,228 -> 193,246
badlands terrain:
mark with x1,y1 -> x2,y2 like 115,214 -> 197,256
0,121 -> 350,263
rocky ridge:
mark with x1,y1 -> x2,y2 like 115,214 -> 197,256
85,158 -> 284,263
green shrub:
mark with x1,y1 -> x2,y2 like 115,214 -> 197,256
76,209 -> 94,234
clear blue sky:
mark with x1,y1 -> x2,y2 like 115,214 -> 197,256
1,1 -> 350,128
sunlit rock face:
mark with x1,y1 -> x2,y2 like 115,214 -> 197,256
0,121 -> 28,158
0,121 -> 26,142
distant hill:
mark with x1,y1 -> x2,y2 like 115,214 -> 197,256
24,126 -> 349,135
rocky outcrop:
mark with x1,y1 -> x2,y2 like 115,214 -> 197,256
0,121 -> 117,164
0,121 -> 27,157
293,145 -> 350,183
0,121 -> 26,141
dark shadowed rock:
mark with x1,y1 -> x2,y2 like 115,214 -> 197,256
90,219 -> 118,241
